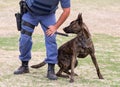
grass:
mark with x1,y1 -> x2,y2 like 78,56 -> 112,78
0,34 -> 119,52
0,34 -> 120,87
0,36 -> 18,51
0,34 -> 74,51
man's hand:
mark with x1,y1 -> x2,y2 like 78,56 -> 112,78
46,7 -> 70,36
46,25 -> 57,36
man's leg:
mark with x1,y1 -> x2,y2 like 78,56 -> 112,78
14,12 -> 39,74
40,14 -> 58,80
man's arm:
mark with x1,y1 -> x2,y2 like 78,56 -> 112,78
54,8 -> 70,29
46,8 -> 70,36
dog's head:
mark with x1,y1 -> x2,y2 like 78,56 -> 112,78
63,13 -> 84,34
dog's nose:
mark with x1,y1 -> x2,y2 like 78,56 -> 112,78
63,27 -> 73,33
63,27 -> 68,32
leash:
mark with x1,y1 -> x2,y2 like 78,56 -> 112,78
40,21 -> 68,37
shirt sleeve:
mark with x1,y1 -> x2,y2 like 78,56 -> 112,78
60,0 -> 71,8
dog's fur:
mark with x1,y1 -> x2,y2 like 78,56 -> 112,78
31,13 -> 104,82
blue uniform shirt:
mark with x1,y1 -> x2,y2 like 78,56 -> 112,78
60,0 -> 70,8
26,0 -> 70,15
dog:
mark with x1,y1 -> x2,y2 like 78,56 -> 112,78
31,13 -> 104,82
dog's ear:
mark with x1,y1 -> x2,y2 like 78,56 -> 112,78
77,13 -> 83,25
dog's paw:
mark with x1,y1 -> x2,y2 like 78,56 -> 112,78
99,76 -> 104,79
74,73 -> 78,76
69,79 -> 74,83
98,74 -> 104,79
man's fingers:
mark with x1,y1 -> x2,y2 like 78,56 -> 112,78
46,30 -> 53,36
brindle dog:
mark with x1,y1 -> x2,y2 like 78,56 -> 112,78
31,13 -> 104,82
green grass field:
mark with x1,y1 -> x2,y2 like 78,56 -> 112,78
0,0 -> 120,87
0,34 -> 120,87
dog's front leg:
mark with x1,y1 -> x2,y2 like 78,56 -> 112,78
70,51 -> 77,83
90,53 -> 104,79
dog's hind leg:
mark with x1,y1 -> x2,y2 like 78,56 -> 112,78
64,61 -> 78,76
90,53 -> 104,79
64,71 -> 78,76
56,68 -> 69,78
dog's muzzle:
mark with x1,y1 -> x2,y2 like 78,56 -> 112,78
63,27 -> 74,33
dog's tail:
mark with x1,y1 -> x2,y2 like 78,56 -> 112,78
31,61 -> 46,69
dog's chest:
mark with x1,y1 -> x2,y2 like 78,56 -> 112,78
75,37 -> 92,56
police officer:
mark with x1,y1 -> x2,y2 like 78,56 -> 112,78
14,0 -> 70,80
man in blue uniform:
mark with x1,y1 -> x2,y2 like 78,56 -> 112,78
14,0 -> 70,80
